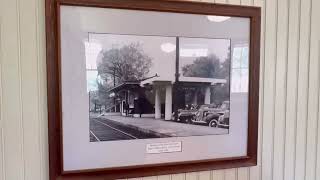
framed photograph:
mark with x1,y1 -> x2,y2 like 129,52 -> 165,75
46,0 -> 261,179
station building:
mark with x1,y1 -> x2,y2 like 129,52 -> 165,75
108,76 -> 226,120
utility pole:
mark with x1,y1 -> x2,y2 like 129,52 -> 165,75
113,69 -> 116,87
113,69 -> 116,112
174,37 -> 180,121
89,91 -> 91,112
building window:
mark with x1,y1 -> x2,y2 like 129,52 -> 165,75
231,45 -> 249,93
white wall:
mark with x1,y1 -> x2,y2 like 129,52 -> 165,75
0,0 -> 319,180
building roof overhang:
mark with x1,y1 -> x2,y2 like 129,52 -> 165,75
106,82 -> 140,93
140,76 -> 227,87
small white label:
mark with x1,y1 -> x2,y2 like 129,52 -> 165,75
146,141 -> 182,154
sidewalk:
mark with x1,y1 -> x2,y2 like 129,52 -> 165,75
99,115 -> 228,137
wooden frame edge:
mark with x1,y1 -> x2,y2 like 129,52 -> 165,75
45,0 -> 261,179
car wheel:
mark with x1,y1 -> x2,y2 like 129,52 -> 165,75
209,119 -> 218,127
179,117 -> 186,123
185,118 -> 193,124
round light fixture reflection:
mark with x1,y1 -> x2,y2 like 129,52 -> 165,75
207,15 -> 231,22
161,43 -> 176,53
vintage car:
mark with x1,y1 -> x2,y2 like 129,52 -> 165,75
216,101 -> 230,128
175,101 -> 229,128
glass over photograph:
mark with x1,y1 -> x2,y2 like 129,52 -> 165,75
86,33 -> 231,142
60,5 -> 252,171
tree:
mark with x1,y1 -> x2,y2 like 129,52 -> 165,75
97,43 -> 152,88
219,46 -> 231,79
89,91 -> 101,112
182,54 -> 223,78
182,53 -> 231,105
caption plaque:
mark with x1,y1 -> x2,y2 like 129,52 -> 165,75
146,142 -> 182,154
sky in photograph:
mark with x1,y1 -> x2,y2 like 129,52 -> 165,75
85,33 -> 230,91
86,33 -> 177,79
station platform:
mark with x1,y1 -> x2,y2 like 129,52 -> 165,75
98,114 -> 228,137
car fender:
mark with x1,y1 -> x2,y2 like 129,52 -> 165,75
204,113 -> 219,122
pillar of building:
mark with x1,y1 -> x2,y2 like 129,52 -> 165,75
155,86 -> 161,119
165,84 -> 172,120
204,86 -> 211,104
120,101 -> 123,115
193,90 -> 198,105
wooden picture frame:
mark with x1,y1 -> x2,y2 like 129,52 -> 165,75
45,0 -> 261,179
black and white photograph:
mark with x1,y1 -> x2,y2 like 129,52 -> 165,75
86,33 -> 231,142
59,4 -> 255,171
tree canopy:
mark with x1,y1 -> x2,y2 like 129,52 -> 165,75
181,53 -> 231,105
182,54 -> 228,79
97,43 -> 152,88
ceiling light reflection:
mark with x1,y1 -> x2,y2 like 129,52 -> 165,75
207,15 -> 231,22
161,43 -> 176,53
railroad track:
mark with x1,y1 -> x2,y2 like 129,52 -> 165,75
90,119 -> 138,141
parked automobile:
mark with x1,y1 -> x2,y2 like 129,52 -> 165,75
174,101 -> 229,128
216,101 -> 229,128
